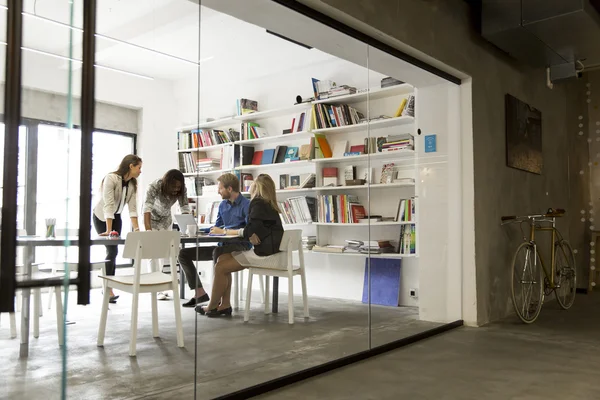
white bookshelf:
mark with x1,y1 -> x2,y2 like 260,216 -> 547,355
183,168 -> 233,177
310,251 -> 416,259
314,221 -> 410,226
312,83 -> 414,105
312,116 -> 414,135
177,142 -> 233,153
176,83 -> 418,259
236,131 -> 312,146
313,182 -> 415,191
178,117 -> 238,131
236,104 -> 310,122
312,150 -> 414,163
236,160 -> 312,171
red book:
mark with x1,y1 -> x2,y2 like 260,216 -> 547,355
251,151 -> 263,165
350,145 -> 365,153
323,167 -> 338,177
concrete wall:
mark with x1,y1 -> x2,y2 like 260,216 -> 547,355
300,0 -> 589,325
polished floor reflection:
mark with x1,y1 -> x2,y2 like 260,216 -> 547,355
1,287 -> 441,399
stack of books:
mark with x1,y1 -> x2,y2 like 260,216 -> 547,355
343,239 -> 394,254
302,236 -> 317,250
196,158 -> 221,172
382,133 -> 414,152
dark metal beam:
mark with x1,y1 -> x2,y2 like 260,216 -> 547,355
0,0 -> 24,313
78,0 -> 97,305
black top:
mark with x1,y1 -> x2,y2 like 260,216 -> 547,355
243,198 -> 284,257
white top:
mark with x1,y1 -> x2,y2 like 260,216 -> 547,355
93,173 -> 138,221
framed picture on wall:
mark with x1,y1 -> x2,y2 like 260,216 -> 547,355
505,94 -> 543,174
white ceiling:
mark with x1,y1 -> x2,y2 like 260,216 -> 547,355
0,0 -> 338,82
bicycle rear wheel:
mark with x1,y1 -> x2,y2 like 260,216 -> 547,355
554,240 -> 577,309
511,242 -> 544,323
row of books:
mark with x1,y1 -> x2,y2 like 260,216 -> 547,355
312,239 -> 395,254
399,225 -> 416,254
311,103 -> 364,130
177,129 -> 239,150
278,196 -> 317,225
317,194 -> 365,224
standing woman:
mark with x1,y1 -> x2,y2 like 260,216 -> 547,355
199,174 -> 285,317
143,169 -> 190,300
143,169 -> 190,232
93,154 -> 142,303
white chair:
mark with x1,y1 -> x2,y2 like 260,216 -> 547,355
244,230 -> 308,324
0,312 -> 17,339
42,228 -> 107,310
97,231 -> 184,357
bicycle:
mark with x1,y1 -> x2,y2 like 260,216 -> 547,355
500,208 -> 577,323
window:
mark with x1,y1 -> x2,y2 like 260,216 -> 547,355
33,123 -> 135,264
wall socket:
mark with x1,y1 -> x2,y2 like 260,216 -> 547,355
409,288 -> 418,298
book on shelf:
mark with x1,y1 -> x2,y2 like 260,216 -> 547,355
278,196 -> 317,224
237,98 -> 258,115
317,194 -> 365,223
345,239 -> 394,254
313,133 -> 332,158
291,109 -> 312,133
312,245 -> 345,253
381,77 -> 404,88
311,103 -> 364,129
302,236 -> 317,250
241,122 -> 263,140
395,197 -> 416,222
177,128 -> 236,150
380,163 -> 395,184
286,173 -> 316,189
399,224 -> 416,254
323,167 -> 338,187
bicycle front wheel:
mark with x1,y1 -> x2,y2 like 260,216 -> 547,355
511,242 -> 544,323
554,240 -> 577,309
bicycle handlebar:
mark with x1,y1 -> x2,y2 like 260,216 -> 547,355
500,208 -> 565,223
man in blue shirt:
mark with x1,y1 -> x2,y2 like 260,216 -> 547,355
178,173 -> 251,307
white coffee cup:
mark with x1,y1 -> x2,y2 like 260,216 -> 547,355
187,224 -> 197,236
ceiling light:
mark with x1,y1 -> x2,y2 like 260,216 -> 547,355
0,41 -> 155,80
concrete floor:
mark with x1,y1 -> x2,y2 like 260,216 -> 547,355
255,292 -> 600,400
0,287 -> 440,400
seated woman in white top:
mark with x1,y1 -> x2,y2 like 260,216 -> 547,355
143,169 -> 191,300
92,154 -> 142,303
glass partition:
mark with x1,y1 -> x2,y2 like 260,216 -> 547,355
0,1 -> 464,398
0,0 -> 81,397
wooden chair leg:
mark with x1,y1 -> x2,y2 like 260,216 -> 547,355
55,288 -> 64,346
129,291 -> 140,357
97,285 -> 111,347
244,271 -> 253,322
288,273 -> 294,325
301,269 -> 309,319
151,292 -> 159,338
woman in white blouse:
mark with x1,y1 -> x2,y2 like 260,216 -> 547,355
92,154 -> 142,303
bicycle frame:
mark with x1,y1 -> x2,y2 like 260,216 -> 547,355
528,216 -> 559,288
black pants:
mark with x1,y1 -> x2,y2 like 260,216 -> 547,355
93,214 -> 122,276
178,243 -> 250,290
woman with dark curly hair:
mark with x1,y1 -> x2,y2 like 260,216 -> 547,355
143,169 -> 191,300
